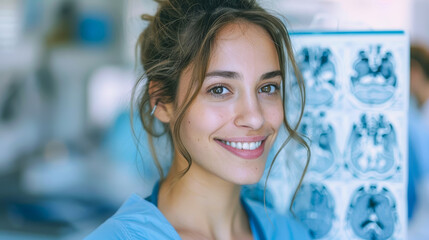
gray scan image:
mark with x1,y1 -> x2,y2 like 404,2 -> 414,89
292,183 -> 336,239
350,45 -> 397,105
345,113 -> 400,179
296,111 -> 339,178
347,185 -> 397,240
293,47 -> 337,106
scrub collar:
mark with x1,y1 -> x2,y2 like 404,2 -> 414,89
145,181 -> 265,240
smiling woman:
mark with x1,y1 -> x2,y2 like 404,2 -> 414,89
173,22 -> 285,186
86,0 -> 310,239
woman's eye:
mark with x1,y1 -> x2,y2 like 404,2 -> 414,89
259,84 -> 278,94
209,86 -> 230,95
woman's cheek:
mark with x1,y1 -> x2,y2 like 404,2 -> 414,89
267,101 -> 284,128
192,104 -> 228,129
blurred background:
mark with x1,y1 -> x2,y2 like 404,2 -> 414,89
0,0 -> 428,239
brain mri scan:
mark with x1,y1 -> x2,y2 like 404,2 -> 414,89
345,113 -> 400,179
292,183 -> 336,239
296,111 -> 339,178
293,47 -> 338,107
350,45 -> 397,105
347,185 -> 397,240
284,32 -> 407,239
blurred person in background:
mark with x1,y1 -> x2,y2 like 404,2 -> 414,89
85,0 -> 311,239
408,44 -> 429,240
410,45 -> 429,127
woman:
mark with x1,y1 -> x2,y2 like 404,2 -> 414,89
86,0 -> 310,239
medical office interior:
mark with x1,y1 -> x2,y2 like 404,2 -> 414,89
1,0 -> 429,239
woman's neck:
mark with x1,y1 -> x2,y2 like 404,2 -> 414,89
157,158 -> 253,240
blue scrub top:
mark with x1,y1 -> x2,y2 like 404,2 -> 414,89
85,183 -> 310,240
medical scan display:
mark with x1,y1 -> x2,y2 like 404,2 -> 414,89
242,31 -> 408,240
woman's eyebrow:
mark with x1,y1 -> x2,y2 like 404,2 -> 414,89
260,70 -> 282,80
206,71 -> 239,79
205,70 -> 281,80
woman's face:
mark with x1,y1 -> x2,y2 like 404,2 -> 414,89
175,22 -> 284,185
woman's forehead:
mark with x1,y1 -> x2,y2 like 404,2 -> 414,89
213,21 -> 272,46
208,22 -> 279,73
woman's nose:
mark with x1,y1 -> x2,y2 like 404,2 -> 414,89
234,93 -> 264,130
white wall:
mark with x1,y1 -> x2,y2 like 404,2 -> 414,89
123,0 -> 158,65
262,0 -> 411,32
410,0 -> 429,45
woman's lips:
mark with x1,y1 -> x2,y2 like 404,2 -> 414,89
215,138 -> 266,159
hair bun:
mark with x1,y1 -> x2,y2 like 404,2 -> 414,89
167,0 -> 256,14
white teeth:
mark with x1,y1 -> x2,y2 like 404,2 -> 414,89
242,142 -> 249,150
249,142 -> 256,150
221,140 -> 263,150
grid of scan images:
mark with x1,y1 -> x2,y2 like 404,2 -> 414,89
242,31 -> 409,240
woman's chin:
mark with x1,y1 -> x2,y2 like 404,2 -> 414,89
228,170 -> 265,186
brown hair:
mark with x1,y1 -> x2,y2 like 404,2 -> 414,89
411,44 -> 429,82
132,0 -> 310,211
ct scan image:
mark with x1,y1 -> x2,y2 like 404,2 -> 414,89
349,45 -> 398,106
296,111 -> 339,179
270,31 -> 408,239
344,113 -> 401,180
292,46 -> 339,107
346,185 -> 397,240
292,183 -> 336,239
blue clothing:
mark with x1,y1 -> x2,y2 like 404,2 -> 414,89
408,106 -> 429,219
86,183 -> 310,240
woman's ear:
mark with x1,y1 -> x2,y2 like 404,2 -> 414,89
149,81 -> 174,123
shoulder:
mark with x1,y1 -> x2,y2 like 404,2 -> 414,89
242,198 -> 310,240
85,194 -> 181,240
